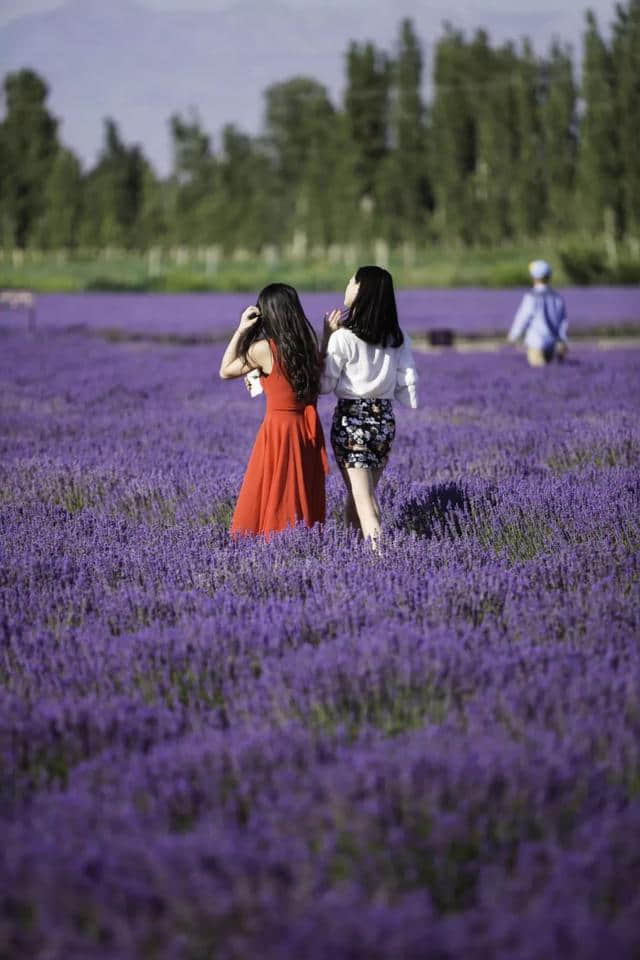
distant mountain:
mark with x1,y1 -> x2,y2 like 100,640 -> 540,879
0,0 -> 602,175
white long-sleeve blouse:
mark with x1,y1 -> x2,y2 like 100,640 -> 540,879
319,327 -> 419,409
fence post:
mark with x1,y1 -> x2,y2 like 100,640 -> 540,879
205,246 -> 220,274
374,238 -> 389,268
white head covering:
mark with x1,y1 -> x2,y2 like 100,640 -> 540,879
528,259 -> 552,281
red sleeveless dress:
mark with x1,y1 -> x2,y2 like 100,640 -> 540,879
231,341 -> 329,539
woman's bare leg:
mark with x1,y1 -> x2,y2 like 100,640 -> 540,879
345,466 -> 385,547
339,466 -> 361,533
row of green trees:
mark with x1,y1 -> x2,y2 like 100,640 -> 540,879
1,4 -> 639,253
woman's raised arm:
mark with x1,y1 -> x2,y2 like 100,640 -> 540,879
219,307 -> 271,379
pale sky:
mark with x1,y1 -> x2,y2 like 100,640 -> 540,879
6,0 -> 345,25
0,0 -> 622,174
0,0 -> 620,31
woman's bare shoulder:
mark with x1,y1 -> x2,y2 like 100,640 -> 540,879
247,338 -> 272,368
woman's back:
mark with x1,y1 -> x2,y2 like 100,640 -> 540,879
262,340 -> 313,412
320,326 -> 418,407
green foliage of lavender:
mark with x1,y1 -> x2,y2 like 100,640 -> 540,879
1,328 -> 639,958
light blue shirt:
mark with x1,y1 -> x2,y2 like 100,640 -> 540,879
508,284 -> 568,350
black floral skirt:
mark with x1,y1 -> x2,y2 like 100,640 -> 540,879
331,398 -> 396,469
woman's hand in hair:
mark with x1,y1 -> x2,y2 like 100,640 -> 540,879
320,309 -> 342,360
239,306 -> 261,331
323,309 -> 342,335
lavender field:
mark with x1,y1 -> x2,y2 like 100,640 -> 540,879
7,285 -> 640,339
1,325 -> 640,959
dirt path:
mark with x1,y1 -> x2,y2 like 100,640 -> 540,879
412,335 -> 640,354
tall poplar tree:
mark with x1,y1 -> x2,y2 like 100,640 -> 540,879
0,129 -> 8,246
612,0 -> 640,235
380,19 -> 431,242
264,77 -> 334,185
577,10 -> 620,234
0,69 -> 58,247
473,41 -> 520,243
344,42 -> 392,205
135,161 -> 168,249
431,26 -> 476,242
80,119 -> 147,247
40,147 -> 83,248
214,125 -> 278,251
169,111 -> 217,244
263,77 -> 335,241
512,40 -> 545,238
319,113 -> 361,245
540,42 -> 577,233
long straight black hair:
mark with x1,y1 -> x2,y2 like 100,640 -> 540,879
237,283 -> 320,401
343,265 -> 404,348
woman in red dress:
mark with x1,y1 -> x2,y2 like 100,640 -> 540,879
219,283 -> 328,539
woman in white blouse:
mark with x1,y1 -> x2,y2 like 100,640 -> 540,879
319,265 -> 419,547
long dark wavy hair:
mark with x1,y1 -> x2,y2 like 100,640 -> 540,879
237,283 -> 321,401
343,265 -> 404,348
